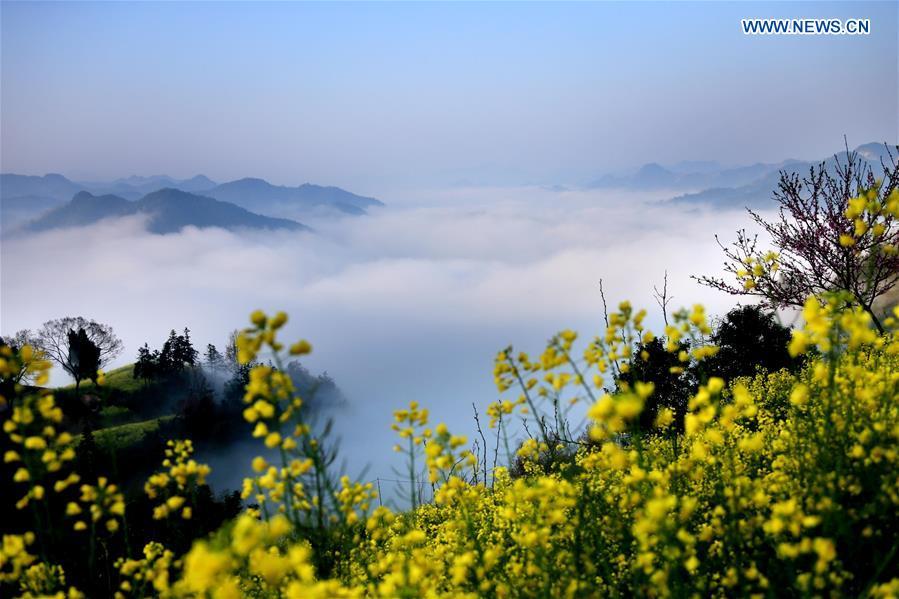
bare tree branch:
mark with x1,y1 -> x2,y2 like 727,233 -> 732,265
695,143 -> 899,332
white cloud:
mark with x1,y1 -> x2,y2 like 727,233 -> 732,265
0,186 -> 767,490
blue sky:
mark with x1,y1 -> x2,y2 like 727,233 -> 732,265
2,1 -> 896,188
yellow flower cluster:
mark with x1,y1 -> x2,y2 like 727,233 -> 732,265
16,562 -> 83,599
114,542 -> 175,599
67,476 -> 125,534
145,439 -> 211,520
4,297 -> 899,597
0,533 -> 36,584
735,251 -> 780,290
3,388 -> 78,510
840,186 -> 899,249
173,514 -> 359,599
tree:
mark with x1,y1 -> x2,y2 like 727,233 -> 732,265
159,328 -> 198,375
704,305 -> 802,382
224,330 -> 241,373
617,337 -> 697,434
204,344 -> 225,378
696,145 -> 899,332
176,328 -> 199,367
133,343 -> 159,385
36,317 -> 122,389
67,328 -> 101,393
0,329 -> 44,384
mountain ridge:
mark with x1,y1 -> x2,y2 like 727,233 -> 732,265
669,143 -> 898,208
204,177 -> 383,217
589,143 -> 894,196
1,173 -> 382,232
22,188 -> 309,235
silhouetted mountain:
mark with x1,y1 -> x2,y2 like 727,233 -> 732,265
0,174 -> 83,231
25,191 -> 133,232
670,143 -> 897,208
1,194 -> 70,233
23,189 -> 308,235
592,163 -> 675,189
205,178 -> 384,216
107,174 -> 217,195
854,142 -> 897,165
1,173 -> 83,199
137,188 -> 307,233
590,159 -> 797,191
1,172 -> 382,230
667,160 -> 722,175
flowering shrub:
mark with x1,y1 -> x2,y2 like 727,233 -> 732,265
2,291 -> 899,596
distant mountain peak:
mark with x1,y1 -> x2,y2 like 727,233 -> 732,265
669,141 -> 898,209
637,163 -> 672,175
855,142 -> 894,162
72,190 -> 95,202
21,189 -> 308,235
206,177 -> 383,216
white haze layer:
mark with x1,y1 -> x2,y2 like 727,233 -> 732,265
1,186 -> 770,499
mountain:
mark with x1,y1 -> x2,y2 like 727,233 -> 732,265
204,178 -> 384,217
136,188 -> 307,234
2,172 -> 383,231
591,163 -> 675,189
854,142 -> 897,165
667,160 -> 722,175
670,143 -> 897,209
24,189 -> 308,235
590,159 -> 797,191
25,191 -> 133,232
2,172 -> 383,227
102,174 -> 218,196
1,174 -> 85,232
0,173 -> 220,227
0,173 -> 83,199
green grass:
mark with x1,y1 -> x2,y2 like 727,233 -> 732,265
98,405 -> 135,427
86,416 -> 174,453
63,363 -> 145,394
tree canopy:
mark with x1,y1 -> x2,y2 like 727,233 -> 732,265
36,317 -> 122,387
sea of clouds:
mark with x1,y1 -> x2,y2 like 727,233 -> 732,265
1,185 -> 774,498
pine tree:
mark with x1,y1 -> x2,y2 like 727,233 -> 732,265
160,329 -> 180,374
177,328 -> 199,367
204,344 -> 224,378
133,343 -> 158,385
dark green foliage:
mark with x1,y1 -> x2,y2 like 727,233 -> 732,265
704,304 -> 802,382
77,419 -> 100,480
617,306 -> 802,434
617,337 -> 696,434
179,374 -> 216,437
160,328 -> 198,373
132,328 -> 198,383
133,342 -> 159,384
67,328 -> 101,392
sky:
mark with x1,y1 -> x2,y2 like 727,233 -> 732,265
1,1 -> 897,190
